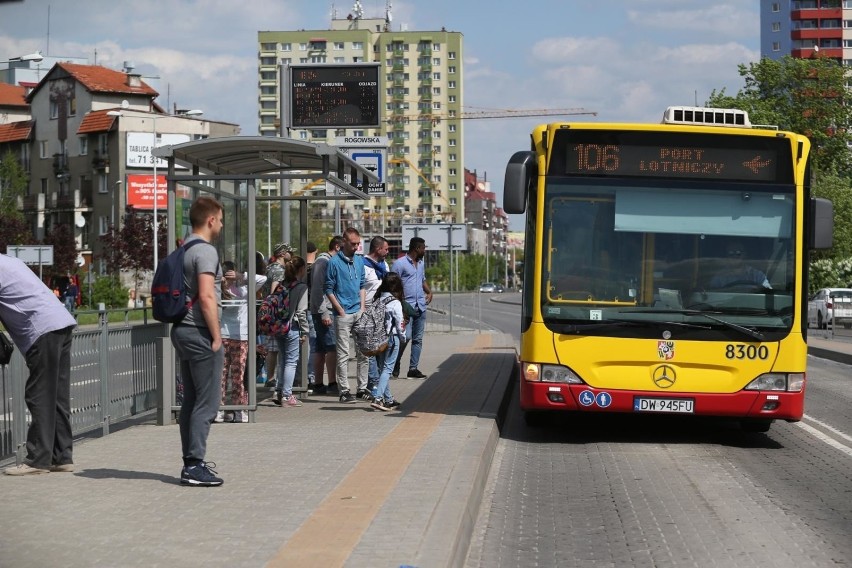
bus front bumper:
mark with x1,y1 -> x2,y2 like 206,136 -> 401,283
519,381 -> 804,421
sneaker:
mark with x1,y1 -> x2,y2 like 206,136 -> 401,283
223,411 -> 235,422
356,389 -> 372,400
180,462 -> 223,487
406,369 -> 427,379
266,378 -> 277,390
272,392 -> 283,406
50,463 -> 75,473
284,395 -> 303,407
214,411 -> 225,423
3,463 -> 50,476
312,384 -> 328,395
234,410 -> 249,423
370,398 -> 390,411
339,391 -> 357,404
385,399 -> 402,410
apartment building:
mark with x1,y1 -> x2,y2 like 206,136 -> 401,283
258,12 -> 464,250
761,0 -> 846,61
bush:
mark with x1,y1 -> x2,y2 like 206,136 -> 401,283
91,275 -> 129,309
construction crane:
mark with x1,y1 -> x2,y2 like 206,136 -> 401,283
386,106 -> 597,124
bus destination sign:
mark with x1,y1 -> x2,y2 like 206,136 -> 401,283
552,131 -> 793,183
288,64 -> 380,128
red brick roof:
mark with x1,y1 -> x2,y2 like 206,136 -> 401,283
27,62 -> 158,101
0,121 -> 34,143
77,109 -> 120,135
0,82 -> 28,108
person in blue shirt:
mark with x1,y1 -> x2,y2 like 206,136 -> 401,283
325,227 -> 368,404
709,240 -> 771,290
391,237 -> 433,379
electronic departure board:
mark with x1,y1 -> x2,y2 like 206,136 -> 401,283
549,130 -> 795,183
287,64 -> 381,129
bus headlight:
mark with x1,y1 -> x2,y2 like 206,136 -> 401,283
522,363 -> 583,384
745,373 -> 805,392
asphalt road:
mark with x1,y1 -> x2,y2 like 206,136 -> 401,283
442,293 -> 852,567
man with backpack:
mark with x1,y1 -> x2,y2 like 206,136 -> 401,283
325,228 -> 368,404
168,196 -> 225,487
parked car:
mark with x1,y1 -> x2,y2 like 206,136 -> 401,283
807,288 -> 852,329
479,282 -> 498,293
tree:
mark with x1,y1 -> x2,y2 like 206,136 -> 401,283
0,151 -> 28,219
0,215 -> 34,252
707,55 -> 852,175
99,206 -> 165,293
43,223 -> 78,276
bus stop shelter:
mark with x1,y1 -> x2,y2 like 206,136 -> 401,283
152,136 -> 379,423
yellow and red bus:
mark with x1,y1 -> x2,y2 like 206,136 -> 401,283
503,107 -> 833,432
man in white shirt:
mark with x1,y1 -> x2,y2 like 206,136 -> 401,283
363,236 -> 390,398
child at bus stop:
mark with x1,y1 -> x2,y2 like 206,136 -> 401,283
370,273 -> 406,411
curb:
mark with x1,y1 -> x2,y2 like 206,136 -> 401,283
416,344 -> 518,567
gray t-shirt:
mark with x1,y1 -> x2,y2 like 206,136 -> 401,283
180,235 -> 221,328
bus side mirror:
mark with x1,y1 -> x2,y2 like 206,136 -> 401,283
504,151 -> 536,214
809,197 -> 833,250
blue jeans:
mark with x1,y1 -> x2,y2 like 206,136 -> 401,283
374,334 -> 399,402
367,356 -> 379,392
275,328 -> 301,397
306,313 -> 316,381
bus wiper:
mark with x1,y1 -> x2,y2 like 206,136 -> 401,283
555,318 -> 710,334
632,309 -> 765,341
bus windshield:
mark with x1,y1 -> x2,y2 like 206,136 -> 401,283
541,178 -> 796,338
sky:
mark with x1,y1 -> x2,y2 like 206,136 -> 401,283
0,0 -> 762,231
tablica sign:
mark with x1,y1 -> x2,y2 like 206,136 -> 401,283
126,132 -> 191,169
127,174 -> 189,210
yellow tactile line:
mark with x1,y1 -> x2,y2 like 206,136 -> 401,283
267,333 -> 492,568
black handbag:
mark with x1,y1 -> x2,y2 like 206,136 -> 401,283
0,331 -> 13,365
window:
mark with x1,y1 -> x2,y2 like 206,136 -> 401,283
79,136 -> 88,156
449,66 -> 456,74
98,134 -> 108,155
39,140 -> 48,158
772,22 -> 781,32
432,130 -> 441,138
261,42 -> 276,50
449,168 -> 457,176
432,57 -> 440,65
299,58 -> 308,63
772,2 -> 780,11
432,72 -> 441,80
50,100 -> 58,119
433,43 -> 441,51
334,42 -> 344,50
773,42 -> 781,51
310,130 -> 327,138
449,183 -> 457,191
449,139 -> 457,147
433,160 -> 442,168
310,56 -> 327,63
261,115 -> 276,124
261,85 -> 277,95
41,178 -> 48,194
353,56 -> 364,63
299,43 -> 308,51
448,95 -> 456,103
261,56 -> 276,65
352,41 -> 364,50
432,87 -> 441,95
99,216 -> 109,235
334,57 -> 345,63
448,80 -> 456,88
449,124 -> 456,132
299,131 -> 308,140
281,43 -> 292,51
432,102 -> 441,110
448,51 -> 456,60
260,71 -> 276,81
450,198 -> 457,206
280,57 -> 292,65
449,153 -> 457,161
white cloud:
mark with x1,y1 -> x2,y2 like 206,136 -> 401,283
627,3 -> 757,38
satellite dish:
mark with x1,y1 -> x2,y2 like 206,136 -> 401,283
76,255 -> 85,267
75,214 -> 86,228
121,99 -> 130,109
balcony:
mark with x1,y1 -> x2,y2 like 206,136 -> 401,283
92,153 -> 110,170
22,193 -> 44,211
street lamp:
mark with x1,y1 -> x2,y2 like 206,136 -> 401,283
4,50 -> 43,83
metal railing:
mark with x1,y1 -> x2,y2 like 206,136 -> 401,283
1,308 -> 166,463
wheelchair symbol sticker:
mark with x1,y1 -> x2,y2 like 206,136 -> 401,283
579,390 -> 595,407
595,392 -> 612,408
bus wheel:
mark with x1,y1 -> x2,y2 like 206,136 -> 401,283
524,410 -> 548,428
741,419 -> 772,433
